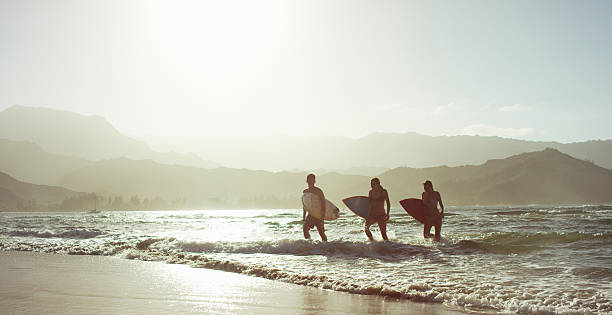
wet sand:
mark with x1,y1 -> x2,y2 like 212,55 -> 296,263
0,251 -> 463,314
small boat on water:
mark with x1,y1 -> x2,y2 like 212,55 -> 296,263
85,194 -> 101,214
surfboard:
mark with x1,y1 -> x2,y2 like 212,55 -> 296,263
342,196 -> 370,219
399,198 -> 426,224
302,193 -> 340,221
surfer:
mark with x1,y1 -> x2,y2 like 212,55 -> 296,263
303,174 -> 328,242
366,178 -> 390,241
422,180 -> 444,242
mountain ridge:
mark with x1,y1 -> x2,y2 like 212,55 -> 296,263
3,105 -> 611,174
56,148 -> 612,208
142,132 -> 612,172
0,171 -> 81,210
0,105 -> 219,169
0,138 -> 91,185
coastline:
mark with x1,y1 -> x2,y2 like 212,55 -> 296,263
0,251 -> 465,314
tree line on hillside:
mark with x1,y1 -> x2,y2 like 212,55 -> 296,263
1,193 -> 301,212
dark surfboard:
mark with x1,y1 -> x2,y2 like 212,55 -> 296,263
399,198 -> 426,224
342,196 -> 370,218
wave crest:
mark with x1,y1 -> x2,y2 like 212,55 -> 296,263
174,239 -> 432,259
453,231 -> 610,254
6,229 -> 104,239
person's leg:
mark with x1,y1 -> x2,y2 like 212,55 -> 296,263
364,217 -> 375,241
423,220 -> 432,239
315,220 -> 327,242
377,216 -> 389,241
433,217 -> 442,242
303,216 -> 313,239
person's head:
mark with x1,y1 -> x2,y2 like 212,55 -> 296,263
423,180 -> 433,192
306,173 -> 316,187
371,177 -> 381,189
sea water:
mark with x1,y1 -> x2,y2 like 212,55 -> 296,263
1,206 -> 610,314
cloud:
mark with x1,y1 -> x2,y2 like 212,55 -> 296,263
432,102 -> 456,115
460,124 -> 535,138
498,104 -> 534,113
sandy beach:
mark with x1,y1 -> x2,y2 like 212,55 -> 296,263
0,251 -> 463,314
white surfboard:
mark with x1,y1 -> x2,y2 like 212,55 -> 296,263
302,192 -> 340,221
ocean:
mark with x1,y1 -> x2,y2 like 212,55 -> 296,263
1,205 -> 610,314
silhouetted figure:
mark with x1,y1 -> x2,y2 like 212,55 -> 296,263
422,180 -> 444,242
303,174 -> 327,242
365,178 -> 390,241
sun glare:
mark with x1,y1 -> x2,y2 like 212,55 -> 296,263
137,0 -> 299,136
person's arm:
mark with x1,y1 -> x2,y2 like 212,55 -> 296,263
319,189 -> 326,218
303,189 -> 307,221
437,192 -> 444,217
385,190 -> 391,219
368,190 -> 373,208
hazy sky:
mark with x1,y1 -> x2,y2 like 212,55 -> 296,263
1,0 -> 611,142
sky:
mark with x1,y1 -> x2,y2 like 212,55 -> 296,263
0,0 -> 611,142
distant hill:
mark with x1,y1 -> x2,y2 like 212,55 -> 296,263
0,187 -> 21,209
58,158 -> 360,208
142,133 -> 612,172
295,166 -> 390,177
379,148 -> 612,205
0,105 -> 219,169
339,166 -> 390,177
0,139 -> 91,185
141,134 -> 354,172
349,132 -> 612,171
0,171 -> 80,210
58,149 -> 612,208
6,105 -> 609,175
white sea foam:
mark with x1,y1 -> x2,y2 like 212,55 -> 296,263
7,228 -> 104,239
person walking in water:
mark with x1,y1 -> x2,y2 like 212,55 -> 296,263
365,178 -> 390,241
422,180 -> 444,242
303,174 -> 328,242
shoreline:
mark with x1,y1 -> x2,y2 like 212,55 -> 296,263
0,250 -> 465,314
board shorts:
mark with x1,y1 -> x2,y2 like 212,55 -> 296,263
365,214 -> 387,227
304,214 -> 325,231
424,208 -> 442,225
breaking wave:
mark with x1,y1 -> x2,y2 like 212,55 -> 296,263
454,231 -> 610,254
175,239 -> 432,258
5,229 -> 104,239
